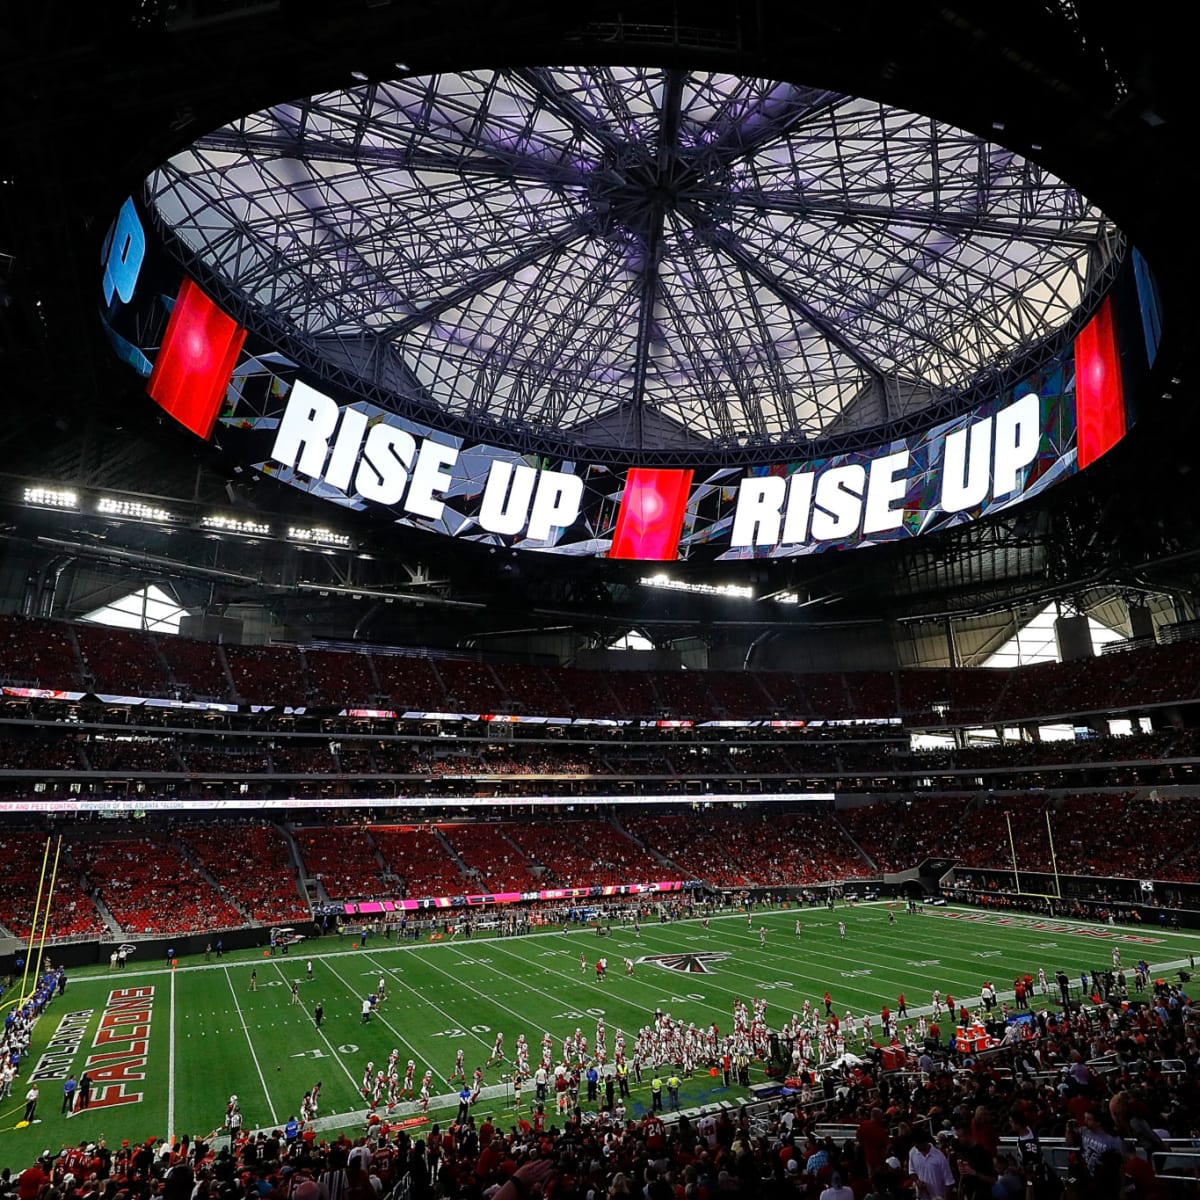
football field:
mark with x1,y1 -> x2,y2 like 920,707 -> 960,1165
3,902 -> 1197,1168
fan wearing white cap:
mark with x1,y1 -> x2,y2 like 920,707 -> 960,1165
819,1172 -> 854,1200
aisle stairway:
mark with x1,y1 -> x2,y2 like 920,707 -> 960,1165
831,814 -> 879,872
64,843 -> 123,938
610,812 -> 681,874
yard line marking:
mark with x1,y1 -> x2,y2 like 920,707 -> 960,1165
167,966 -> 177,1143
705,921 -> 1026,996
383,946 -> 559,1047
304,1079 -> 515,1133
72,902 -> 1200,989
223,966 -> 278,1126
492,921 -> 902,1017
482,936 -> 736,1022
46,914 -> 1200,1041
482,925 -> 986,1024
268,962 -> 361,1094
358,949 -> 521,1058
321,957 -> 430,1067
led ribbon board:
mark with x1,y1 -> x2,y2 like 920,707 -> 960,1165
101,198 -> 1159,562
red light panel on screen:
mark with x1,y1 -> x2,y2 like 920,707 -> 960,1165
1074,296 -> 1125,469
147,277 -> 246,440
609,468 -> 694,560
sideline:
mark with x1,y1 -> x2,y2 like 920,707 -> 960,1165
167,966 -> 176,1143
223,966 -> 279,1127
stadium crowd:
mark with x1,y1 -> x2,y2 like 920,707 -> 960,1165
7,724 -> 1200,795
2,796 -> 1199,940
7,613 -> 1200,725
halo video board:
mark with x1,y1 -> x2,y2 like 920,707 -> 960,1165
101,197 -> 1160,562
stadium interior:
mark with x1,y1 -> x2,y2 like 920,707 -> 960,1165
1,2 -> 1200,1196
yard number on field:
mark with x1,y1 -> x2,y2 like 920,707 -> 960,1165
290,1044 -> 359,1058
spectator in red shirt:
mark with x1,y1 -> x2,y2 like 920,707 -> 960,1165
16,1160 -> 49,1200
855,1106 -> 890,1174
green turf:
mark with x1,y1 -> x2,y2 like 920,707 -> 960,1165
3,901 -> 1197,1170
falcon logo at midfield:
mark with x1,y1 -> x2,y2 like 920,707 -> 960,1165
638,952 -> 729,974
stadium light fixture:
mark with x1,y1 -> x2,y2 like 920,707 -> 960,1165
639,574 -> 754,600
96,496 -> 173,523
287,525 -> 352,548
22,486 -> 78,510
200,514 -> 271,536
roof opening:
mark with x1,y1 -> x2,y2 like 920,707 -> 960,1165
81,584 -> 189,635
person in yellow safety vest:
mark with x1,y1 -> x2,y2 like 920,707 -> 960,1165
666,1073 -> 681,1110
616,1061 -> 629,1097
650,1073 -> 663,1111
